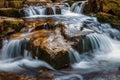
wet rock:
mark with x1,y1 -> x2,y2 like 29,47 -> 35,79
29,29 -> 70,69
55,6 -> 61,14
45,7 -> 54,15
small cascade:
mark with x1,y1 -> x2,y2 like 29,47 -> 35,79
81,33 -> 111,53
71,1 -> 87,14
23,5 -> 64,17
68,48 -> 81,64
0,39 -> 29,59
23,1 -> 87,17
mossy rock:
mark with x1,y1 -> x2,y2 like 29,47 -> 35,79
0,8 -> 21,18
5,1 -> 23,8
96,12 -> 120,30
2,18 -> 24,35
103,0 -> 120,17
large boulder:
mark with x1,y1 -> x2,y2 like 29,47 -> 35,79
11,28 -> 70,69
29,29 -> 70,69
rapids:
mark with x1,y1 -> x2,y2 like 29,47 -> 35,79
0,0 -> 120,80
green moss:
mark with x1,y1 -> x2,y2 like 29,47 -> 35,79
6,1 -> 23,8
3,20 -> 24,34
96,13 -> 120,24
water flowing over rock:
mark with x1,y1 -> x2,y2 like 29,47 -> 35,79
22,0 -> 87,17
0,0 -> 120,79
29,28 -> 71,69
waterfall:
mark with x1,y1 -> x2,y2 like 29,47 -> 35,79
23,1 -> 87,17
0,38 -> 54,73
71,1 -> 87,14
68,48 -> 81,64
82,33 -> 112,52
0,39 -> 29,59
68,33 -> 112,65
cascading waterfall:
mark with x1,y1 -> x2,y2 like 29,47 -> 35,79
0,39 -> 29,59
23,1 -> 87,17
24,5 -> 63,16
82,33 -> 112,53
0,0 -> 120,80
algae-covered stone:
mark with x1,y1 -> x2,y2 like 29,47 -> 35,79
4,0 -> 24,8
1,17 -> 24,35
96,12 -> 120,30
0,8 -> 21,18
103,0 -> 120,17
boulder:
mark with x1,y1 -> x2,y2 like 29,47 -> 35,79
10,28 -> 70,69
29,29 -> 70,69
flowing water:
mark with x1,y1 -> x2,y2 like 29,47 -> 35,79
1,0 -> 120,80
